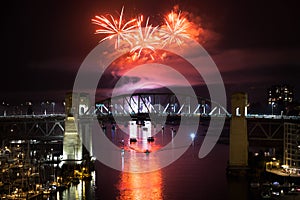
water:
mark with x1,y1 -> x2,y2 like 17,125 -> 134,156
54,123 -> 250,200
93,123 -> 249,200
60,178 -> 95,200
48,172 -> 96,200
94,143 -> 250,200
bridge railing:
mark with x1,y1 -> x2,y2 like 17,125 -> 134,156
246,114 -> 300,120
0,114 -> 66,119
1,107 -> 300,121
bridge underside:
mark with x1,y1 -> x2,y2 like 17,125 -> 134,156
248,118 -> 284,148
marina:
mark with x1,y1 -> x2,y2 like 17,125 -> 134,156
0,141 -> 95,200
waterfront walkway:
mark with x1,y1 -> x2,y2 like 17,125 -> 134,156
266,168 -> 300,178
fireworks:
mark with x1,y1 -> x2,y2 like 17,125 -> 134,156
92,7 -> 200,59
160,11 -> 190,47
91,7 -> 137,49
130,16 -> 160,59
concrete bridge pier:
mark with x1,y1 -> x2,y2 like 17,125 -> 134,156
62,115 -> 82,163
62,93 -> 92,164
227,92 -> 249,176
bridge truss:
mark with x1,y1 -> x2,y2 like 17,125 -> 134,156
91,93 -> 230,117
0,93 -> 299,145
0,114 -> 65,141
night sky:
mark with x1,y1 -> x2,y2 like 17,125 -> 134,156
2,0 -> 300,111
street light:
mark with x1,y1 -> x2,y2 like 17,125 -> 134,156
190,133 -> 196,146
41,102 -> 46,115
271,102 -> 275,115
51,102 -> 55,114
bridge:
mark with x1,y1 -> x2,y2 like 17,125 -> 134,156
0,93 -> 299,139
0,114 -> 65,142
0,93 -> 299,161
93,93 -> 230,117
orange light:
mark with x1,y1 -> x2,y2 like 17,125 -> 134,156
118,170 -> 162,200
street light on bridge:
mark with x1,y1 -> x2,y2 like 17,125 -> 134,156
51,102 -> 55,114
190,133 -> 196,147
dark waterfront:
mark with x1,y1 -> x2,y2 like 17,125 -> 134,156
49,174 -> 95,200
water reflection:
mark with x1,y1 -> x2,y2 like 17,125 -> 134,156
56,120 -> 248,199
50,171 -> 95,200
96,121 -> 258,200
117,171 -> 163,200
116,121 -> 163,199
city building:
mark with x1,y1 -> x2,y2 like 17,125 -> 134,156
283,123 -> 300,174
267,84 -> 294,114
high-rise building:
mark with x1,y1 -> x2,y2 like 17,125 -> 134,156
267,85 -> 294,114
268,84 -> 294,105
283,123 -> 300,174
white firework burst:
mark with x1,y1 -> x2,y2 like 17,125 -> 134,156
91,7 -> 137,49
130,16 -> 160,58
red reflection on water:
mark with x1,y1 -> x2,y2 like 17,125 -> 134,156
117,170 -> 163,200
116,121 -> 163,199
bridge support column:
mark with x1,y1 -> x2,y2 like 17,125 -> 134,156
228,92 -> 249,176
79,119 -> 93,159
63,116 -> 82,164
62,92 -> 92,164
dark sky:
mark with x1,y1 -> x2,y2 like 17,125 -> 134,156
2,0 -> 300,110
